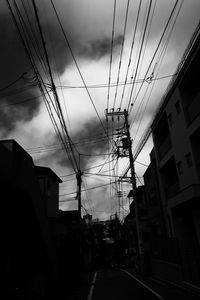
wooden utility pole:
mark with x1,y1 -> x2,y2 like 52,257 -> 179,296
76,167 -> 83,279
106,108 -> 145,273
76,169 -> 83,220
123,110 -> 145,272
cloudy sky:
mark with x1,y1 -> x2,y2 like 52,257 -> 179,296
1,0 -> 200,220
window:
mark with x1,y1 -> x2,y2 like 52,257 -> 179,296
168,113 -> 173,126
175,100 -> 181,114
177,161 -> 183,175
185,152 -> 193,168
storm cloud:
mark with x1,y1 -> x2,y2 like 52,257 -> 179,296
1,0 -> 200,218
38,116 -> 125,172
1,0 -> 198,133
0,0 -> 124,133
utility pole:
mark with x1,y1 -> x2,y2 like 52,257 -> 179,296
106,108 -> 145,273
76,169 -> 83,220
76,166 -> 83,281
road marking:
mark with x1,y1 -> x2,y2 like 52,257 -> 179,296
120,269 -> 166,300
87,271 -> 98,300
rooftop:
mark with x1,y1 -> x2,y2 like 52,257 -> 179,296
35,165 -> 62,183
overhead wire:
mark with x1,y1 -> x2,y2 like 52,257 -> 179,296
20,0 -> 51,83
126,0 -> 153,111
121,0 -> 183,179
0,72 -> 28,92
130,0 -> 184,142
82,175 -> 95,215
55,73 -> 175,90
107,0 -> 117,111
129,0 -> 157,113
59,157 -> 116,179
106,0 -> 118,210
32,0 -> 79,172
59,180 -> 118,199
7,0 -> 78,173
133,0 -> 157,93
40,0 -> 73,136
124,0 -> 149,110
50,0 -> 107,136
113,0 -> 130,109
26,133 -> 118,154
119,0 -> 142,109
129,0 -> 181,116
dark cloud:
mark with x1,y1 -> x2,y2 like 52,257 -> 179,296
0,89 -> 41,135
1,0 -> 199,135
35,116 -> 124,172
56,118 -> 113,170
0,13 -> 30,86
0,7 -> 42,132
77,35 -> 123,60
0,1 -> 123,133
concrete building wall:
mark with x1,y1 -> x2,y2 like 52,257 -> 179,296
35,166 -> 61,219
144,26 -> 200,288
164,88 -> 200,190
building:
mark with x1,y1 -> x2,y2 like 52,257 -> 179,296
35,166 -> 62,219
143,149 -> 167,237
144,22 -> 200,288
0,139 -> 60,298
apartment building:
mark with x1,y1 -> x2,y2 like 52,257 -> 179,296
145,23 -> 200,287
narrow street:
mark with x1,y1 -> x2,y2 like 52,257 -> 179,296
2,2 -> 200,300
69,268 -> 200,300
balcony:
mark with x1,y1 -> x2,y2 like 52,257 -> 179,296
158,135 -> 172,160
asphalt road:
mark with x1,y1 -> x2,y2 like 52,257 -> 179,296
68,268 -> 200,300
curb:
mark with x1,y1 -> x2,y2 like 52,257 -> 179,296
151,275 -> 200,296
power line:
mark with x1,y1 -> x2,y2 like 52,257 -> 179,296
20,0 -> 51,83
119,0 -> 142,109
107,0 -> 117,110
59,180 -> 118,199
113,0 -> 130,109
120,1 -> 184,181
50,0 -> 107,136
55,74 -> 175,90
128,0 -> 184,156
9,0 -> 78,173
84,172 -> 130,179
127,0 -> 153,111
0,72 -> 28,92
129,0 -> 181,115
79,152 -> 114,157
32,0 -> 79,172
59,157 -> 116,178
